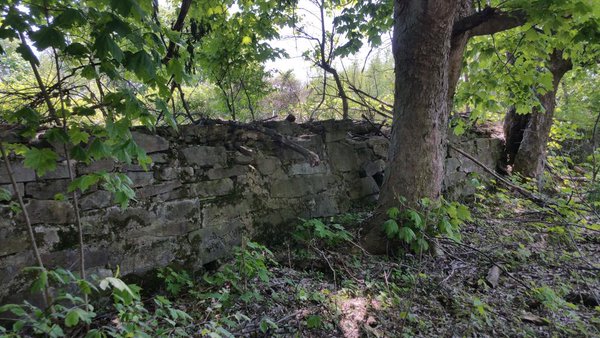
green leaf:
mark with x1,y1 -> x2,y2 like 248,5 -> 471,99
124,50 -> 156,81
65,309 -> 80,327
88,138 -> 110,159
29,26 -> 66,50
407,210 -> 423,229
0,188 -> 12,201
70,145 -> 90,162
73,106 -> 97,117
45,128 -> 69,144
64,43 -> 89,57
68,128 -> 90,145
446,205 -> 458,219
382,219 -> 399,238
53,8 -> 86,28
398,227 -> 416,243
16,43 -> 39,66
387,207 -> 400,219
0,304 -> 25,317
12,106 -> 41,126
24,148 -> 58,176
456,204 -> 471,221
69,174 -> 101,193
81,65 -> 97,79
110,0 -> 145,17
306,315 -> 322,329
93,33 -> 123,62
166,59 -> 185,84
31,270 -> 48,293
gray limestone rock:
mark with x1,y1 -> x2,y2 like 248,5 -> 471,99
78,159 -> 115,175
180,146 -> 227,167
38,161 -> 75,180
207,165 -> 248,180
25,180 -> 70,199
80,190 -> 114,211
25,199 -> 74,224
288,162 -> 329,176
132,131 -> 170,153
0,162 -> 36,183
186,178 -> 234,198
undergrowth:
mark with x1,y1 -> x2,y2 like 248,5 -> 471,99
1,149 -> 599,337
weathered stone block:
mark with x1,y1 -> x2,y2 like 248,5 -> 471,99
445,157 -> 461,174
328,142 -> 359,172
150,152 -> 170,164
155,166 -> 178,181
186,178 -> 234,198
39,161 -> 75,180
180,146 -> 227,167
367,137 -> 389,159
155,199 -> 201,222
361,159 -> 386,177
271,175 -> 335,198
0,229 -> 28,256
25,180 -> 70,199
288,162 -> 329,176
136,181 -> 182,199
202,201 -> 251,228
80,190 -> 113,211
349,176 -> 380,200
234,152 -> 253,165
207,165 -> 248,180
78,159 -> 115,175
132,131 -> 170,153
0,162 -> 36,184
25,200 -> 74,224
179,167 -> 195,182
256,156 -> 281,175
306,193 -> 340,218
127,172 -> 155,188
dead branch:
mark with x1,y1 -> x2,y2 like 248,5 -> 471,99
448,144 -> 546,205
210,120 -> 320,166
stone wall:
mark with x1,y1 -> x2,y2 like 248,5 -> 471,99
0,120 -> 502,303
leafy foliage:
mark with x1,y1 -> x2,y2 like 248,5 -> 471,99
383,197 -> 471,253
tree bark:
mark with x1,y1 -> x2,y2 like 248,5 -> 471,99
505,50 -> 572,178
361,0 -> 461,254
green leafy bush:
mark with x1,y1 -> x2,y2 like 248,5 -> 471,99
383,197 -> 471,253
293,218 -> 352,247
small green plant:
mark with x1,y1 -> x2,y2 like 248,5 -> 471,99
383,197 -> 471,253
293,218 -> 352,247
470,297 -> 492,327
0,268 -> 96,337
531,285 -> 578,312
157,267 -> 194,297
202,241 -> 275,305
0,268 -> 195,337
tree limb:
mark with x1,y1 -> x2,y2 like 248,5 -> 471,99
452,7 -> 527,37
210,119 -> 320,166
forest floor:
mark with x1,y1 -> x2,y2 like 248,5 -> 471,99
158,181 -> 599,337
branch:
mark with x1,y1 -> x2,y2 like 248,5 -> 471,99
448,144 -> 546,205
162,0 -> 193,64
210,120 -> 320,166
452,7 -> 527,37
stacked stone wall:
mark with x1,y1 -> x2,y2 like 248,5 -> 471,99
0,120 -> 502,302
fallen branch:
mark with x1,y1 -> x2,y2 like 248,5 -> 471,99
210,119 -> 321,166
448,144 -> 546,205
361,114 -> 389,140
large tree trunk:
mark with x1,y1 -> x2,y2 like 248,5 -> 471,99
361,0 -> 460,254
504,50 -> 572,178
